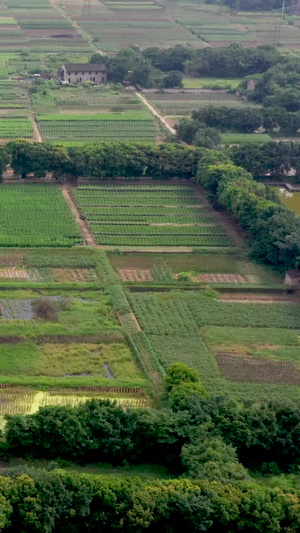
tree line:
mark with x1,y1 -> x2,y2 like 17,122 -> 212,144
0,364 -> 299,532
2,139 -> 300,270
90,43 -> 281,87
197,150 -> 300,270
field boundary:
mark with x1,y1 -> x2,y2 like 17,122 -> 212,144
61,186 -> 97,246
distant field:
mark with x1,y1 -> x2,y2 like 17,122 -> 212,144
222,133 -> 273,145
72,184 -> 232,247
0,185 -> 82,247
182,77 -> 242,90
145,90 -> 256,117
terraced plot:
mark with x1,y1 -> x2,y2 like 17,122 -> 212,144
72,184 -> 232,247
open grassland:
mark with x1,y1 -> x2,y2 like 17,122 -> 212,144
72,184 -> 232,248
127,290 -> 300,402
0,185 -> 82,247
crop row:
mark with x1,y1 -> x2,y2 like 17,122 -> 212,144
90,223 -> 225,236
0,118 -> 32,138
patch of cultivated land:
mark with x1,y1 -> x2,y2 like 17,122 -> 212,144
0,248 -> 152,419
0,185 -> 82,247
127,289 -> 300,402
109,250 -> 282,287
71,184 -> 232,248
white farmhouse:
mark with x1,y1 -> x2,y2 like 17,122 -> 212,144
59,63 -> 107,84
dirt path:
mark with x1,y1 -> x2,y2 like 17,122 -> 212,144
61,186 -> 97,246
220,293 -> 300,303
30,114 -> 43,142
49,0 -> 104,54
134,91 -> 176,135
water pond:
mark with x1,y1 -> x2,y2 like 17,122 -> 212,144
277,189 -> 300,216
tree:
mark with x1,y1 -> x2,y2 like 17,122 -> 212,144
163,71 -> 183,89
7,140 -> 50,179
165,363 -> 200,393
181,438 -> 248,483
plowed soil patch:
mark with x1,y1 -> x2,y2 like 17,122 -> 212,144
52,268 -> 98,283
0,268 -> 28,280
118,269 -> 153,282
217,352 -> 300,385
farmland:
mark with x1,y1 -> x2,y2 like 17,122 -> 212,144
33,84 -> 164,143
127,290 -> 300,402
143,90 -> 255,119
0,185 -> 82,246
72,184 -> 232,248
0,248 -> 152,419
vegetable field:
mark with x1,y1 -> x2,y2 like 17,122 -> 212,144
0,185 -> 82,247
38,114 -> 161,143
72,184 -> 231,247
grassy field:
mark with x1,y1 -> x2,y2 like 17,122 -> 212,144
0,185 -> 82,247
221,133 -> 273,145
182,77 -> 242,90
72,184 -> 232,247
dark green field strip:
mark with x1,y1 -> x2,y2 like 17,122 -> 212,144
90,223 -> 225,235
86,214 -> 215,224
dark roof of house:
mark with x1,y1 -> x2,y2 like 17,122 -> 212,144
63,63 -> 107,72
286,269 -> 300,279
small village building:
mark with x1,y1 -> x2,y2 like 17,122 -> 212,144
284,269 -> 300,287
58,63 -> 107,84
246,79 -> 257,91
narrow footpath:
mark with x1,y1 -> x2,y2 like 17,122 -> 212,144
61,185 -> 97,246
134,91 -> 176,135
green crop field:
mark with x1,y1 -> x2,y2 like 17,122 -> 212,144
38,114 -> 162,143
72,184 -> 232,247
127,290 -> 300,402
0,185 -> 82,246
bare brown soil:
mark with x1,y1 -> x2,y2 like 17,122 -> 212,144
217,352 -> 300,385
118,269 -> 153,282
52,268 -> 98,283
0,268 -> 28,280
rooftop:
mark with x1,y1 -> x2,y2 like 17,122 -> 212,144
63,63 -> 107,72
286,269 -> 300,279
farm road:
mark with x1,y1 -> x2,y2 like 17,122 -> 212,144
134,91 -> 176,135
61,186 -> 97,246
